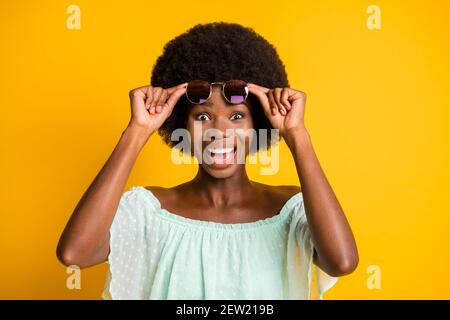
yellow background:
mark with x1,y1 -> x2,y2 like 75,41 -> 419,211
0,0 -> 449,299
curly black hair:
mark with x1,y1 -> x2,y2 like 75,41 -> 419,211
150,21 -> 289,152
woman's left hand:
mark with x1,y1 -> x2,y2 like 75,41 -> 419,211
247,83 -> 307,138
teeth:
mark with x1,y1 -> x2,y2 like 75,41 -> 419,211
208,147 -> 234,154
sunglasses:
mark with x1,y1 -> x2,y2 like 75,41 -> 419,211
185,79 -> 250,105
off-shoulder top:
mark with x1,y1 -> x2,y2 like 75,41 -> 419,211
101,186 -> 338,299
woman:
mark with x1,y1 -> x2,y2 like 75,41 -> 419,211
56,22 -> 358,300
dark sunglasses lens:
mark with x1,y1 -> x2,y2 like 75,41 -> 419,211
186,80 -> 210,104
223,80 -> 248,104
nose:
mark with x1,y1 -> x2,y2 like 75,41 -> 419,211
214,116 -> 232,134
207,126 -> 230,141
204,118 -> 234,143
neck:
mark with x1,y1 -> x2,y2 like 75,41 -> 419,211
187,165 -> 254,207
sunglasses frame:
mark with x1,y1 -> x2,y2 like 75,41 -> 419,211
185,80 -> 250,105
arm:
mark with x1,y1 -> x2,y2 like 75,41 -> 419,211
56,124 -> 149,269
284,127 -> 359,277
247,83 -> 359,277
56,83 -> 187,269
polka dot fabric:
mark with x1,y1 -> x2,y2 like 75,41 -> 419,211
101,186 -> 338,300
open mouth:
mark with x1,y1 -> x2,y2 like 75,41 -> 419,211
206,146 -> 237,166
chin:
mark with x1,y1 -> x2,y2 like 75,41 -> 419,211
201,163 -> 241,179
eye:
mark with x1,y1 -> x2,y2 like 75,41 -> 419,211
195,113 -> 211,121
230,112 -> 244,120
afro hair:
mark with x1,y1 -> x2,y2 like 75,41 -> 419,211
150,21 -> 289,152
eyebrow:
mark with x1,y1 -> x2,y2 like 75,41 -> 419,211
193,101 -> 249,108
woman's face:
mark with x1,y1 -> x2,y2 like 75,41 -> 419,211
186,84 -> 255,179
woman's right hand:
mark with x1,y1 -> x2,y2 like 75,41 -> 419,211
127,82 -> 188,138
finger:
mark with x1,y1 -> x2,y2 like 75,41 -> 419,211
156,90 -> 168,113
247,82 -> 270,94
280,88 -> 291,110
163,84 -> 188,116
129,87 -> 147,103
129,87 -> 149,116
274,88 -> 287,115
151,87 -> 162,108
247,86 -> 272,117
145,86 -> 154,109
297,90 -> 307,103
267,90 -> 279,116
166,82 -> 189,95
153,89 -> 166,113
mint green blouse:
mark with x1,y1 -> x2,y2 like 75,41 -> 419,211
101,186 -> 338,300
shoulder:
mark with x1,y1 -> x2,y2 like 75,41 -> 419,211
252,181 -> 301,197
277,184 -> 302,196
250,181 -> 302,207
143,185 -> 169,197
143,184 -> 185,208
